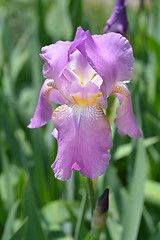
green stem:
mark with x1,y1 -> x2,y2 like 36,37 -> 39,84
87,178 -> 96,214
74,189 -> 87,240
92,228 -> 102,240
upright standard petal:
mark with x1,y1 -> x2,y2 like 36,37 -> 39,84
112,82 -> 143,138
40,27 -> 89,92
40,41 -> 72,89
67,50 -> 97,86
51,104 -> 113,180
28,79 -> 66,128
77,30 -> 134,99
92,33 -> 134,95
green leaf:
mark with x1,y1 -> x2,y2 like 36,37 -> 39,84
9,217 -> 28,240
45,0 -> 73,41
10,26 -> 32,84
114,136 -> 159,161
149,221 -> 160,240
0,191 -> 6,225
0,147 -> 15,210
41,200 -> 80,226
84,231 -> 92,240
69,0 -> 82,36
144,180 -> 160,207
121,139 -> 146,240
107,216 -> 123,240
22,182 -> 47,240
54,237 -> 73,240
74,190 -> 88,240
0,111 -> 22,168
2,201 -> 19,240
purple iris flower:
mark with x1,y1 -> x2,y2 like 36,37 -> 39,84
104,0 -> 128,35
28,27 -> 142,181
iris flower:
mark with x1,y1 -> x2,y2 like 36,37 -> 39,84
28,27 -> 142,181
104,0 -> 128,35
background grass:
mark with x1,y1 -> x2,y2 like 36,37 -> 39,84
0,0 -> 160,239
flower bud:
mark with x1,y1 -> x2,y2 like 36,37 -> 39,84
92,189 -> 109,229
104,0 -> 128,36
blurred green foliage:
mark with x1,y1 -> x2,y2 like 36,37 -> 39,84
0,0 -> 160,239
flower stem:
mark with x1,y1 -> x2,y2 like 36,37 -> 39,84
74,189 -> 88,240
87,178 -> 96,214
92,228 -> 102,240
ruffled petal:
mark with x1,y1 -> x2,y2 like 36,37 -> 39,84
28,79 -> 62,128
77,30 -> 134,99
40,27 -> 133,104
93,33 -> 134,85
51,103 -> 113,180
40,41 -> 72,90
40,27 -> 89,91
112,82 -> 143,138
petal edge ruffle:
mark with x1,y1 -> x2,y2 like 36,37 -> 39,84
52,103 -> 113,180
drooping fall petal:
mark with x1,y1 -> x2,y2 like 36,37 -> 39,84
51,103 -> 113,180
112,82 -> 143,138
28,79 -> 66,128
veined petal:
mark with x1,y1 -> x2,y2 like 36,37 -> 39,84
28,79 -> 63,128
51,104 -> 113,180
112,82 -> 143,138
49,88 -> 68,105
40,27 -> 89,92
40,41 -> 72,89
67,50 -> 97,85
84,81 -> 99,94
93,33 -> 134,86
67,80 -> 84,95
77,30 -> 134,98
96,95 -> 107,109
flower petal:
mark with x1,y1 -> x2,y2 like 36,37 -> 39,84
49,88 -> 68,105
77,30 -> 134,98
28,79 -> 59,128
52,128 -> 58,140
69,26 -> 89,54
97,95 -> 107,109
84,81 -> 99,94
40,41 -> 72,89
51,103 -> 113,180
112,82 -> 143,138
93,33 -> 134,85
40,27 -> 88,91
67,50 -> 97,85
